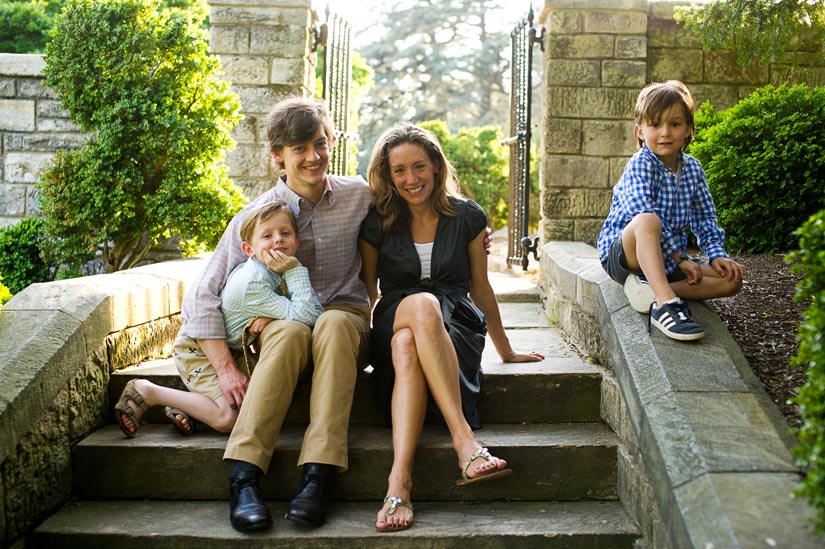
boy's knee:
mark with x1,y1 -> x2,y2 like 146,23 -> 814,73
632,212 -> 662,232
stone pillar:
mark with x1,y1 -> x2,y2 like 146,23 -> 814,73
208,0 -> 318,199
539,0 -> 647,245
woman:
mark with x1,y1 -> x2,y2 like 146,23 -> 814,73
359,123 -> 544,532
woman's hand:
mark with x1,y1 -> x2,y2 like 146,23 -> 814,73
502,350 -> 544,363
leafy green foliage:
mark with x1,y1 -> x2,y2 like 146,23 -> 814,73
688,84 -> 825,253
0,217 -> 56,294
789,210 -> 825,534
420,120 -> 511,229
0,0 -> 63,53
39,0 -> 245,272
675,0 -> 825,66
0,276 -> 11,307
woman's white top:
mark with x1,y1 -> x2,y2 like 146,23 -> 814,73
414,241 -> 434,280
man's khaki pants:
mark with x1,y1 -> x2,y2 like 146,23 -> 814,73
223,304 -> 370,473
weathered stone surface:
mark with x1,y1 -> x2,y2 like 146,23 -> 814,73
573,218 -> 603,245
546,10 -> 582,34
548,34 -> 615,60
3,152 -> 52,183
17,77 -> 54,99
602,60 -> 646,88
226,143 -> 270,178
646,19 -> 703,49
543,117 -> 581,154
270,57 -> 308,86
230,115 -> 259,145
615,36 -> 646,59
544,154 -> 610,187
0,100 -> 35,132
210,25 -> 250,54
36,118 -> 81,132
210,5 -> 308,26
0,77 -> 16,97
549,0 -> 646,9
249,25 -> 309,56
233,84 -> 295,114
584,10 -> 646,34
0,54 -> 45,77
772,64 -> 825,87
4,132 -> 87,152
0,184 -> 26,216
647,47 -> 703,82
609,155 -> 632,183
546,59 -> 600,86
541,217 -> 574,242
689,84 -> 740,111
106,316 -> 182,371
547,87 -> 637,119
543,187 -> 613,218
705,50 -> 769,84
582,120 -> 635,157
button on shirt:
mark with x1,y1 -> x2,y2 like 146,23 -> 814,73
181,174 -> 372,340
220,258 -> 324,349
597,145 -> 728,275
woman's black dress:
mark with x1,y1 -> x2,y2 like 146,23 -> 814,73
359,198 -> 488,429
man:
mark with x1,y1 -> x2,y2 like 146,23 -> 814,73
180,97 -> 372,531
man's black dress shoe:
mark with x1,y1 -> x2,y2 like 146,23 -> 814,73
229,469 -> 273,532
285,463 -> 335,526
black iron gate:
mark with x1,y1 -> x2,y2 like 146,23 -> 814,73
503,7 -> 543,269
316,7 -> 352,176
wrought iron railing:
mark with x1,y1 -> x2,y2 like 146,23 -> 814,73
503,7 -> 543,269
318,8 -> 352,176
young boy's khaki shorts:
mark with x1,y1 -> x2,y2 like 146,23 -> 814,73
173,335 -> 236,401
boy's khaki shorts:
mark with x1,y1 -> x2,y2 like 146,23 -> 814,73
173,335 -> 246,401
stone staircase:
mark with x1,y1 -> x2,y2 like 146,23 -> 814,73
32,273 -> 640,547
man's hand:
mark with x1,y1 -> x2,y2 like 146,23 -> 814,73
264,249 -> 301,274
711,257 -> 745,284
248,317 -> 273,335
217,365 -> 248,410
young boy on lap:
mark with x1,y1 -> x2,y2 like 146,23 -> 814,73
597,80 -> 744,341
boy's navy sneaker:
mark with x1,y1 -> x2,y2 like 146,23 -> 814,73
648,298 -> 704,341
624,273 -> 655,313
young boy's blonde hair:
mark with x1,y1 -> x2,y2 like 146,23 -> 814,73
634,80 -> 695,148
240,201 -> 298,244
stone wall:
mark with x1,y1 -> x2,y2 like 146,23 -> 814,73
0,0 -> 318,229
538,0 -> 825,246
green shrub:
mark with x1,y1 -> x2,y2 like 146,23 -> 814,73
0,217 -> 56,294
0,276 -> 11,308
39,0 -> 245,273
790,209 -> 825,534
0,0 -> 58,53
689,84 -> 825,253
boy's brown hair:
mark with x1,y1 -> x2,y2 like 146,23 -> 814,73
266,97 -> 336,170
240,201 -> 298,244
634,80 -> 695,148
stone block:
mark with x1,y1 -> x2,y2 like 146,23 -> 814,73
615,36 -> 646,59
4,132 -> 87,152
0,100 -> 35,132
546,59 -> 600,87
233,84 -> 296,115
217,55 -> 269,85
705,50 -> 769,84
543,117 -> 581,154
688,84 -> 741,111
36,119 -> 82,132
17,78 -> 55,99
547,87 -> 637,119
543,154 -> 610,187
772,64 -> 825,88
27,186 -> 40,217
543,187 -> 613,218
209,5 -> 308,26
547,34 -> 615,60
584,11 -> 646,34
546,11 -> 582,34
3,152 -> 52,183
0,184 -> 26,216
0,78 -> 15,98
602,60 -> 646,88
250,25 -> 310,56
226,143 -> 270,178
270,57 -> 308,86
230,115 -> 258,145
582,120 -> 636,157
106,316 -> 182,371
35,100 -> 68,119
0,54 -> 45,77
574,218 -> 603,245
609,155 -> 632,183
548,0 -> 646,9
540,217 -> 574,242
646,18 -> 703,49
210,25 -> 250,54
648,48 -> 703,82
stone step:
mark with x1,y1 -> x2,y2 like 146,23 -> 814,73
33,500 -> 639,548
73,422 -> 619,502
110,325 -> 603,426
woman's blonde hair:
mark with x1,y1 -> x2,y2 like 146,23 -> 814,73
367,123 -> 461,233
634,80 -> 696,148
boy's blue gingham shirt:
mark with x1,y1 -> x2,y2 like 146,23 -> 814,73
220,258 -> 325,349
597,145 -> 729,275
181,174 -> 372,340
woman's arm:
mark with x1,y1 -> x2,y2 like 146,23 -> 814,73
467,232 -> 544,363
359,239 -> 379,311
